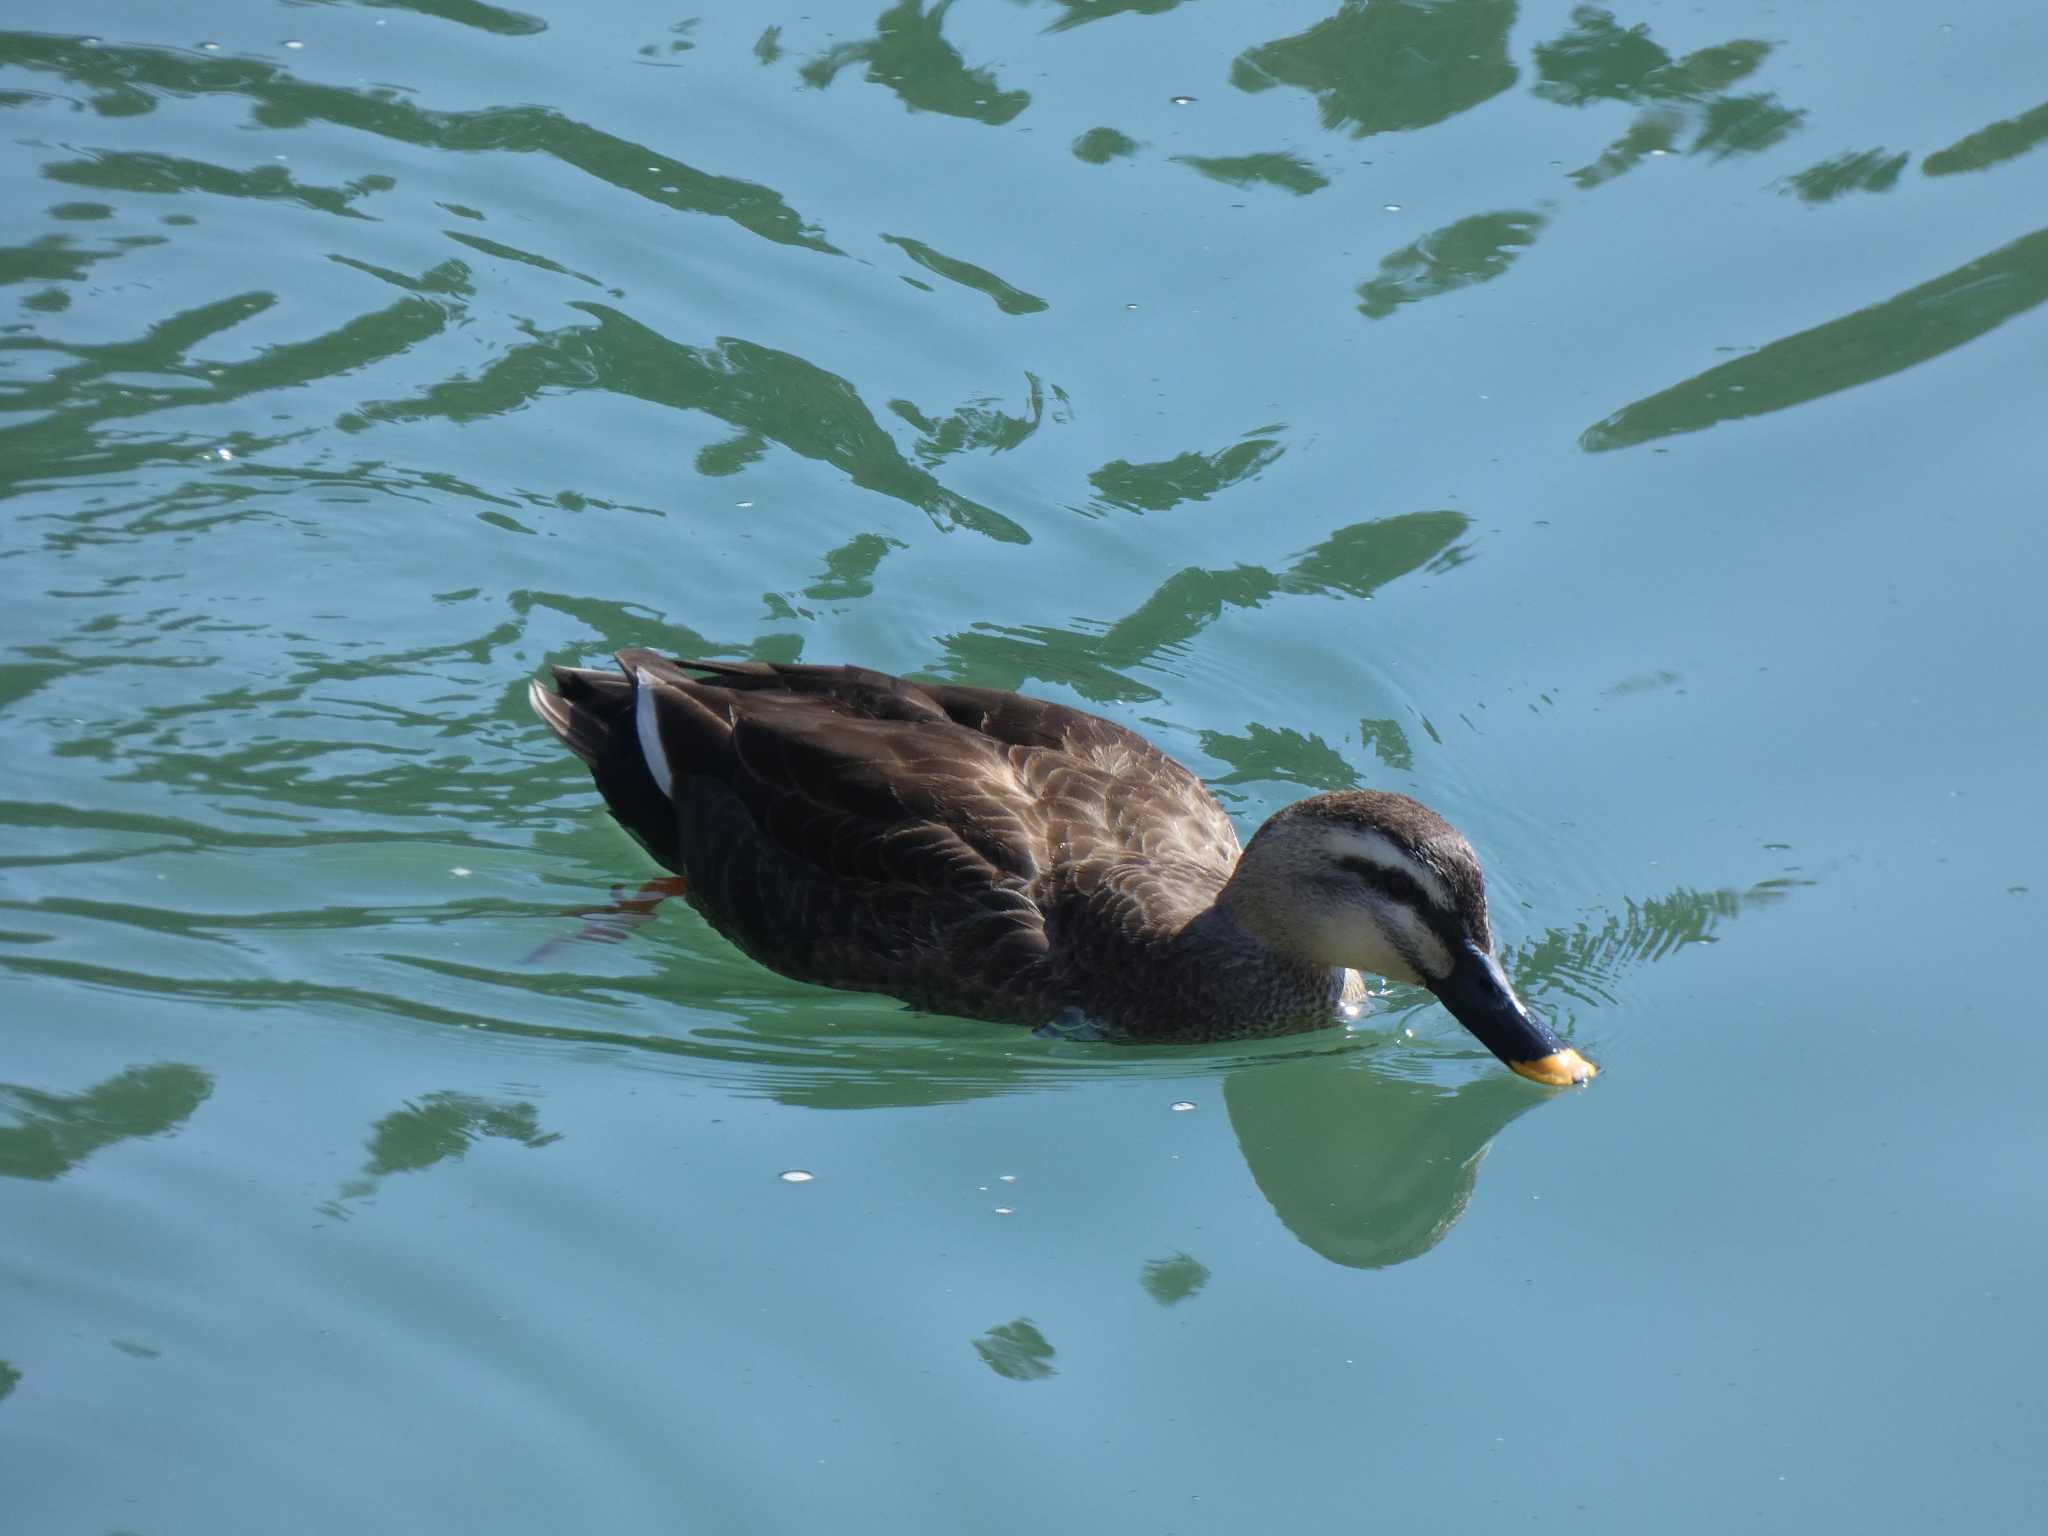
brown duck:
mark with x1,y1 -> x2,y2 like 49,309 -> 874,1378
530,650 -> 1595,1085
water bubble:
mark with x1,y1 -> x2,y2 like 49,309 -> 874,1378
216,447 -> 235,461
1170,1100 -> 1195,1113
778,1169 -> 814,1183
450,866 -> 472,877
1169,95 -> 1197,106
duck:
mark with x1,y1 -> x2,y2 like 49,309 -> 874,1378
528,649 -> 1595,1085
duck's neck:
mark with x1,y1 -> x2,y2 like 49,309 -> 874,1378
1153,900 -> 1349,1042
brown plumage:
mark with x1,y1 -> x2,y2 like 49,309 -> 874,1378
528,649 -> 1596,1080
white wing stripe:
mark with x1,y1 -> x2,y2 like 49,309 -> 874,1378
634,669 -> 675,799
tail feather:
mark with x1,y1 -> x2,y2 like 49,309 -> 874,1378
528,677 -> 607,766
529,663 -> 680,866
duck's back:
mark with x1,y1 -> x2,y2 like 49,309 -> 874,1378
530,651 -> 1243,1026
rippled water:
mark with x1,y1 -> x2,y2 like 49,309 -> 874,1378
6,3 -> 2047,1529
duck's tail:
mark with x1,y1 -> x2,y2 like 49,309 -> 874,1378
528,660 -> 681,865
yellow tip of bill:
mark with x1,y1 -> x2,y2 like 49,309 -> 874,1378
1509,1047 -> 1598,1087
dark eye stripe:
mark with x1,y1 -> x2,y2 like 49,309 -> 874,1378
1336,854 -> 1431,908
1336,855 -> 1464,951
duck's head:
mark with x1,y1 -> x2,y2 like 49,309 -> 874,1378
1224,790 -> 1596,1086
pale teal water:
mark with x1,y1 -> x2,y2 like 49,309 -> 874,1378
4,2 -> 2047,1530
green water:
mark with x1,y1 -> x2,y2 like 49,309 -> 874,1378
5,2 -> 2046,1529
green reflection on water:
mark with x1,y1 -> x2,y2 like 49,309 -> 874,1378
323,1090 -> 560,1216
1583,228 -> 2048,451
1357,718 -> 1414,771
770,532 -> 910,614
1172,152 -> 1329,196
0,31 -> 838,253
696,431 -> 770,478
354,304 -> 1029,542
1038,0 -> 1191,34
0,1063 -> 212,1181
1,285 -> 451,488
46,151 -> 387,220
935,510 -> 1469,701
367,0 -> 548,38
1356,210 -> 1546,320
1691,93 -> 1804,161
881,235 -> 1048,314
972,1318 -> 1056,1381
1199,723 -> 1360,792
0,234 -> 127,289
1780,148 -> 1907,204
442,230 -> 606,288
1530,7 -> 1802,187
1086,428 -> 1285,513
892,375 -> 1066,467
1533,8 -> 1768,107
1923,99 -> 2048,178
1139,1252 -> 1210,1305
1232,0 -> 1517,139
1072,126 -> 1139,163
800,2 -> 1030,126
1511,879 -> 1805,1009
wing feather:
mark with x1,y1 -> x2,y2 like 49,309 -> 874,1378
533,650 -> 1247,1024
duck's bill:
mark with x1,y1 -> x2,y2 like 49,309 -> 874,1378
1428,943 -> 1597,1086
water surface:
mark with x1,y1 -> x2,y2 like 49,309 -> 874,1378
5,2 -> 2046,1530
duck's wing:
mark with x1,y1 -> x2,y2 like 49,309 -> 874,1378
667,656 -> 1243,871
533,651 -> 1072,1018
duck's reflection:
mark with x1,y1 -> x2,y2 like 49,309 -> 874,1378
1224,1051 -> 1535,1269
1222,876 -> 1805,1267
516,875 -> 1794,1271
